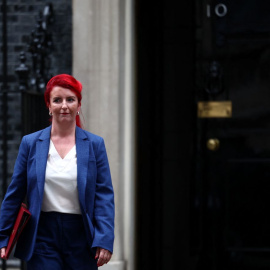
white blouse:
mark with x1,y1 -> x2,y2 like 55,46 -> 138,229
41,140 -> 81,214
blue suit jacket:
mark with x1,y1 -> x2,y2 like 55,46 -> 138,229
0,126 -> 114,261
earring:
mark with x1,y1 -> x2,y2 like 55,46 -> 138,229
77,111 -> 80,115
49,111 -> 52,116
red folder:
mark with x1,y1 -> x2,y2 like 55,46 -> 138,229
4,203 -> 31,260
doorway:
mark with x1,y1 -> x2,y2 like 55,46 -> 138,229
192,1 -> 270,269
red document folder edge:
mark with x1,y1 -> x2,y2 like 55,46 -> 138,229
5,203 -> 31,260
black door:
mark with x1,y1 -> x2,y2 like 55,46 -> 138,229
193,1 -> 270,269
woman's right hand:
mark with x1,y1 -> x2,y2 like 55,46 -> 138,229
1,247 -> 6,259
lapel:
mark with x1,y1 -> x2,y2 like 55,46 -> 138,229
36,126 -> 51,200
76,126 -> 96,210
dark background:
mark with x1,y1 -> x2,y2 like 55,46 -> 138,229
136,0 -> 195,269
136,0 -> 270,270
0,0 -> 72,89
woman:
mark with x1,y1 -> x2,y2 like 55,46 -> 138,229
0,74 -> 114,269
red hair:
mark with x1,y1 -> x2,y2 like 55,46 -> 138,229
44,74 -> 83,128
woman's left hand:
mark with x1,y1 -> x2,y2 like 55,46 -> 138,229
95,247 -> 112,267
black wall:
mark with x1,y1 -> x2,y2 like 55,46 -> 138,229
0,0 -> 72,89
136,1 -> 196,269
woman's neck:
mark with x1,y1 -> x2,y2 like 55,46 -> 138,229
51,122 -> 76,139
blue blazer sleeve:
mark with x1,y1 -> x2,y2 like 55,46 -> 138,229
91,138 -> 115,253
0,137 -> 28,248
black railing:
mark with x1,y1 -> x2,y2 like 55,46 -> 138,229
16,51 -> 49,136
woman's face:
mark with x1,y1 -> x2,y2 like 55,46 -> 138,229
49,86 -> 81,125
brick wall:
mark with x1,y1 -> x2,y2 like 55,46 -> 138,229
0,0 -> 72,198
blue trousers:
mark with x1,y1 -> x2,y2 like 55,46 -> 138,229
27,212 -> 97,270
